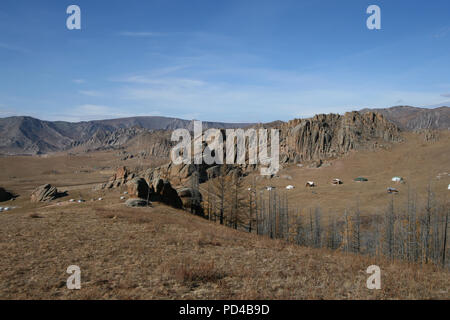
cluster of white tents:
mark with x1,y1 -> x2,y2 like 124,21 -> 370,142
256,174 -> 450,194
69,199 -> 86,203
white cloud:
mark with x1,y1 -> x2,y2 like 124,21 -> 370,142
73,79 -> 86,84
118,75 -> 206,88
79,90 -> 103,97
49,104 -> 164,122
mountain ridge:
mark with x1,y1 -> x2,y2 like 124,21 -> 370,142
0,115 -> 254,155
359,105 -> 450,130
1,106 -> 448,155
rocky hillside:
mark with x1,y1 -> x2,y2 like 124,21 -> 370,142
359,106 -> 450,130
0,116 -> 253,155
280,111 -> 400,164
142,111 -> 401,186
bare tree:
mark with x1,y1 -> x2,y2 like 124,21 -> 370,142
352,204 -> 361,253
212,165 -> 230,225
443,205 -> 449,267
384,196 -> 395,261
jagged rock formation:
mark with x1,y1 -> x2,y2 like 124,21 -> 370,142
420,129 -> 440,143
279,111 -> 400,163
143,162 -> 244,188
102,166 -> 134,189
30,184 -> 66,202
143,111 -> 400,184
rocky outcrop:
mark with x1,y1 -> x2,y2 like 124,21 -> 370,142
146,178 -> 182,208
125,198 -> 151,207
178,187 -> 203,214
143,111 -> 400,184
421,129 -> 440,143
0,188 -> 14,202
279,111 -> 400,164
143,162 -> 245,189
30,184 -> 66,202
159,180 -> 183,209
103,166 -> 134,189
126,177 -> 150,199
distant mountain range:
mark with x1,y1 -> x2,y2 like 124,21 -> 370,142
0,106 -> 448,155
0,116 -> 253,155
359,106 -> 449,131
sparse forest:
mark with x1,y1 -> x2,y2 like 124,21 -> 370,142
201,178 -> 450,268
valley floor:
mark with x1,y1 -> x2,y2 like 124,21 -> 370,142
0,130 -> 449,299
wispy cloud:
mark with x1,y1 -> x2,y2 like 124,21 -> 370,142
441,93 -> 450,98
118,75 -> 206,88
0,42 -> 27,53
72,79 -> 85,84
52,104 -> 136,122
118,31 -> 166,37
433,26 -> 450,38
0,105 -> 18,117
79,90 -> 103,97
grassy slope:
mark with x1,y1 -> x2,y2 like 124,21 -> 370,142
0,196 -> 449,299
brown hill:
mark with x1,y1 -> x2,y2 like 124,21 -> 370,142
0,189 -> 448,299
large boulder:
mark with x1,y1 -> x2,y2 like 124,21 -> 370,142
31,184 -> 65,202
125,198 -> 151,207
0,188 -> 13,202
177,187 -> 203,215
161,181 -> 183,209
127,177 -> 150,199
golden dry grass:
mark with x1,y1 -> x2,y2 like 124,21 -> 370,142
243,131 -> 450,216
0,131 -> 449,299
0,200 -> 448,299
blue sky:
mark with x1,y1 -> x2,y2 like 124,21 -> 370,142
0,0 -> 449,123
